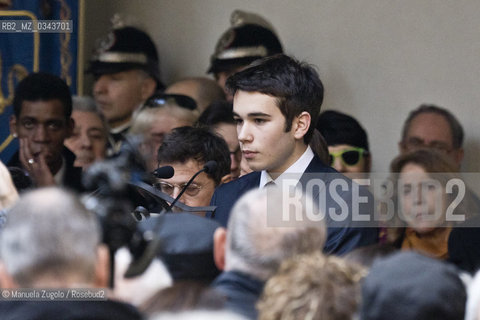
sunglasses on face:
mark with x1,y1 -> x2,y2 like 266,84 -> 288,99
329,147 -> 369,167
144,93 -> 197,111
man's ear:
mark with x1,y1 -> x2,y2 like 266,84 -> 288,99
9,115 -> 17,137
0,262 -> 17,289
293,111 -> 311,140
95,244 -> 110,288
140,77 -> 157,101
213,227 -> 227,271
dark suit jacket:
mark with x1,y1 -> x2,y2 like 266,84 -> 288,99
448,215 -> 480,274
211,271 -> 264,320
209,154 -> 378,255
7,147 -> 84,192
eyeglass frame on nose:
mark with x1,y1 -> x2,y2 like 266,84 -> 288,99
153,180 -> 206,197
329,147 -> 369,167
402,137 -> 454,154
144,93 -> 198,111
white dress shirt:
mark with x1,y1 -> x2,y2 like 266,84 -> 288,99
259,146 -> 314,188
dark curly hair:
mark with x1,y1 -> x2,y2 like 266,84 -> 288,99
13,72 -> 72,119
157,126 -> 231,185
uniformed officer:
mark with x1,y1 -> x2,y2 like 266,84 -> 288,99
207,10 -> 284,101
88,26 -> 163,155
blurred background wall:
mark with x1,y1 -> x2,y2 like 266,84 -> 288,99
83,0 -> 480,172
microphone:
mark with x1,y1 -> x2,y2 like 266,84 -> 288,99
153,165 -> 174,179
169,160 -> 218,210
124,160 -> 218,278
203,160 -> 217,174
132,206 -> 150,221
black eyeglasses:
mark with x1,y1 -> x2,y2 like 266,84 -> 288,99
144,93 -> 197,111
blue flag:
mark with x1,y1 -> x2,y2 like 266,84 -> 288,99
0,0 -> 80,163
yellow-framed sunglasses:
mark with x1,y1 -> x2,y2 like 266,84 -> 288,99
329,147 -> 369,167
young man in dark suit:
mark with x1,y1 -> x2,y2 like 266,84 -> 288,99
209,54 -> 378,255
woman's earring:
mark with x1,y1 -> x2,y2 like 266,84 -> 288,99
12,133 -> 17,138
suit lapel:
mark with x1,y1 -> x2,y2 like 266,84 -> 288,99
239,171 -> 261,193
299,155 -> 330,188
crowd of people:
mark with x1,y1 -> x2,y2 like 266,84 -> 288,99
1,9 -> 480,320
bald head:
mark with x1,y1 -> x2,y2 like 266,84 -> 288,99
225,187 -> 326,281
165,77 -> 225,112
130,103 -> 199,171
0,187 -> 101,287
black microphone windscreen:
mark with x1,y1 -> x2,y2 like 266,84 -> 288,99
153,166 -> 174,179
203,160 -> 217,174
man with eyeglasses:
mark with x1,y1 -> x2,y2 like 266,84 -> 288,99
154,126 -> 231,215
399,104 -> 480,274
165,77 -> 225,112
399,104 -> 464,168
317,110 -> 371,180
130,93 -> 199,171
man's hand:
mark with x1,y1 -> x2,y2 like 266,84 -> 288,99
19,138 -> 55,187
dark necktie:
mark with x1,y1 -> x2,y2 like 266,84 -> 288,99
265,180 -> 277,188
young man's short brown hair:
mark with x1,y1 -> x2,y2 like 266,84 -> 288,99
226,54 -> 324,144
